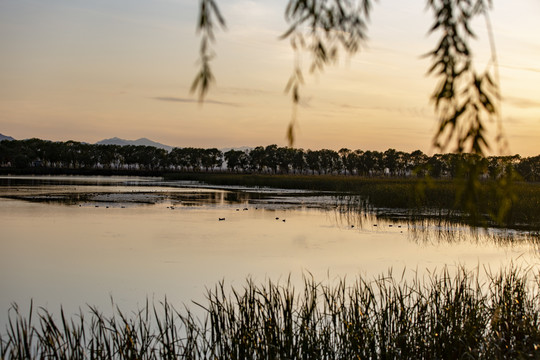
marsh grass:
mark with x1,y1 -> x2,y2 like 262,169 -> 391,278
2,267 -> 540,359
168,173 -> 540,230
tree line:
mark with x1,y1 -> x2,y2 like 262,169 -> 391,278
1,138 -> 539,181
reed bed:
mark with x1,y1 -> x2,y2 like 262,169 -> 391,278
167,173 -> 540,229
2,267 -> 540,359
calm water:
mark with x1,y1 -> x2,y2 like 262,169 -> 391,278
1,175 -> 538,326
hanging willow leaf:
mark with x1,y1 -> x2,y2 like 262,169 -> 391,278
192,0 -> 514,226
192,0 -> 226,102
280,0 -> 376,143
426,0 -> 497,156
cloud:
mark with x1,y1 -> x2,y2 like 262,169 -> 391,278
500,64 -> 540,73
334,102 -> 432,117
503,96 -> 540,109
504,116 -> 524,125
152,97 -> 239,107
219,87 -> 273,96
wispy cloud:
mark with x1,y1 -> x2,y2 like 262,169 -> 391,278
152,97 -> 240,107
500,64 -> 540,73
334,102 -> 432,117
504,116 -> 524,125
504,96 -> 540,109
219,87 -> 274,96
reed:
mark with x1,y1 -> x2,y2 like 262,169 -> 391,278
2,267 -> 540,359
167,173 -> 540,229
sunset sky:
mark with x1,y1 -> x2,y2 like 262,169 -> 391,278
1,0 -> 539,156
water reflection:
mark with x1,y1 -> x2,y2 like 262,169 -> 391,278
327,194 -> 540,247
1,176 -> 538,248
0,175 -> 147,186
1,175 -> 539,329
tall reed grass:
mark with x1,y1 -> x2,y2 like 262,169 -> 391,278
2,267 -> 540,359
169,173 -> 540,230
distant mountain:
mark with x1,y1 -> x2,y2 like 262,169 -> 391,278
220,146 -> 253,153
96,137 -> 173,152
0,133 -> 15,142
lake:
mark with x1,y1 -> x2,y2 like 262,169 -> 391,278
1,175 -> 538,327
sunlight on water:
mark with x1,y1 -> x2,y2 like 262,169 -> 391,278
0,176 -> 538,326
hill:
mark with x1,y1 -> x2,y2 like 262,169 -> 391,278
96,137 -> 173,152
220,146 -> 252,153
0,133 -> 15,142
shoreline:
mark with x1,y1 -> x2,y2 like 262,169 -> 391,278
1,171 -> 539,230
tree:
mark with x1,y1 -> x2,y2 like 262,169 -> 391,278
224,150 -> 237,171
427,154 -> 444,178
193,0 -> 500,155
169,147 -> 191,171
202,148 -> 223,171
190,0 -> 522,224
516,156 -> 540,182
383,149 -> 399,176
224,149 -> 243,172
249,146 -> 266,173
292,148 -> 307,174
338,148 -> 352,175
263,145 -> 279,174
276,146 -> 296,174
305,150 -> 321,175
319,149 -> 341,174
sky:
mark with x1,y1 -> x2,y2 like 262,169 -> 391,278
0,0 -> 539,156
